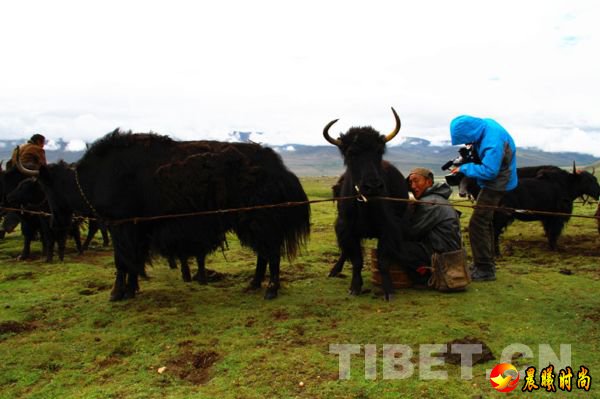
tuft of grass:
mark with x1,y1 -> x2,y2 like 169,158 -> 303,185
0,179 -> 598,398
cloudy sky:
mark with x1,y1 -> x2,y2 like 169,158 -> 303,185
1,0 -> 599,155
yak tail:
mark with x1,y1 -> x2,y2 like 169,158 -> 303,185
277,173 -> 311,261
281,201 -> 311,261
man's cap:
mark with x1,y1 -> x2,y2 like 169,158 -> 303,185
408,167 -> 434,181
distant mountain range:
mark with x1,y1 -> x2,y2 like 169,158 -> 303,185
1,137 -> 598,177
272,137 -> 600,176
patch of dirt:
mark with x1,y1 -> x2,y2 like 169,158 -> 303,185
272,309 -> 289,320
583,308 -> 600,322
3,271 -> 35,281
442,336 -> 495,365
505,234 -> 600,258
96,356 -> 123,369
86,281 -> 112,291
205,269 -> 227,282
166,349 -> 220,385
0,320 -> 36,335
93,318 -> 111,328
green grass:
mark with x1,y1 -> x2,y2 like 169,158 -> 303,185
1,177 -> 599,398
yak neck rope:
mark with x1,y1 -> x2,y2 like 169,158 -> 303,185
74,167 -> 101,218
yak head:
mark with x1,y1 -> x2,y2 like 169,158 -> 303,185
15,154 -> 78,225
323,107 -> 401,197
5,177 -> 44,207
572,162 -> 600,200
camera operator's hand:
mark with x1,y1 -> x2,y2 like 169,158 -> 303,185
450,166 -> 461,174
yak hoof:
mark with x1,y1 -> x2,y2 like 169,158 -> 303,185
122,288 -> 137,300
182,274 -> 192,283
264,288 -> 278,300
383,292 -> 394,302
109,289 -> 125,302
192,273 -> 208,285
348,288 -> 362,296
328,268 -> 341,277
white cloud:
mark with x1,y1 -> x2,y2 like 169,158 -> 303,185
0,0 -> 599,156
65,139 -> 87,152
44,139 -> 61,151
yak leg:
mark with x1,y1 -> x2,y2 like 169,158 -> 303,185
20,235 -> 33,260
56,233 -> 67,262
41,223 -> 55,263
249,255 -> 268,290
19,219 -> 37,260
328,252 -> 347,277
264,254 -> 280,300
193,256 -> 207,285
101,225 -> 110,246
179,256 -> 192,282
82,221 -> 98,251
377,241 -> 395,301
110,267 -> 127,302
344,240 -> 363,296
71,223 -> 83,255
110,227 -> 145,301
542,217 -> 565,251
167,256 -> 177,269
124,272 -> 139,299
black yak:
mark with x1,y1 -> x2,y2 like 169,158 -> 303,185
154,144 -> 310,298
16,131 -> 309,300
6,177 -> 83,261
460,165 -> 600,252
323,108 -> 409,300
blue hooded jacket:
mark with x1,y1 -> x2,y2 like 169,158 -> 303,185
450,115 -> 518,191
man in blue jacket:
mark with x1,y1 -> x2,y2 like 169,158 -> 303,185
449,116 -> 517,281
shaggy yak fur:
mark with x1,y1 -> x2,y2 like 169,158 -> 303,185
18,130 -> 310,301
323,108 -> 409,300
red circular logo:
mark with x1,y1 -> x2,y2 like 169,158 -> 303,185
490,363 -> 520,392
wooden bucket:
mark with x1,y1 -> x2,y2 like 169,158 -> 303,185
370,248 -> 413,289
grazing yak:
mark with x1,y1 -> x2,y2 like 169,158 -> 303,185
154,143 -> 310,298
0,161 -> 52,259
460,165 -> 600,253
6,177 -> 83,262
17,131 -> 310,301
323,108 -> 409,300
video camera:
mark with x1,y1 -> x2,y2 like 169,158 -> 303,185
441,145 -> 480,186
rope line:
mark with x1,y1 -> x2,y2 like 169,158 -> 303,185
1,194 -> 599,224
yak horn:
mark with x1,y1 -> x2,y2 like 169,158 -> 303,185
323,119 -> 342,147
384,107 -> 401,143
14,146 -> 39,177
572,161 -> 577,174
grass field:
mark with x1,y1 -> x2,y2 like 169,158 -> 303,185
0,177 -> 599,398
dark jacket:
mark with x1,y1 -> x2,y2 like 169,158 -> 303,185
407,182 -> 462,253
